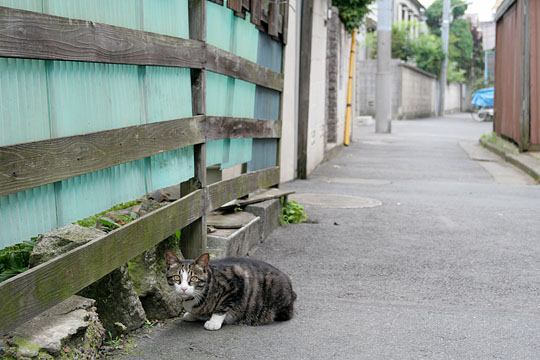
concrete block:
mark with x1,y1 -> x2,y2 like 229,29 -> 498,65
245,199 -> 282,243
207,217 -> 261,259
5,296 -> 104,359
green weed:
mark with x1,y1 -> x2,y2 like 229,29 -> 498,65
279,200 -> 308,225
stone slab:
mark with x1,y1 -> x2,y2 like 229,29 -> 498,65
6,295 -> 104,359
207,217 -> 261,259
207,211 -> 257,229
245,199 -> 282,242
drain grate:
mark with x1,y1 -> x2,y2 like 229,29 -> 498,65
290,193 -> 382,209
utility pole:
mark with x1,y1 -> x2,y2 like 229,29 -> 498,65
438,0 -> 451,117
375,0 -> 393,133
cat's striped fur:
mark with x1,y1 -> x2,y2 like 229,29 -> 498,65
165,251 -> 296,330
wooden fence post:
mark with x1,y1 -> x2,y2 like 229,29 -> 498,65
182,0 -> 208,259
520,0 -> 531,151
297,0 -> 314,179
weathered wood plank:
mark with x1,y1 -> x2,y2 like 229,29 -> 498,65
0,6 -> 205,68
250,0 -> 262,26
0,190 -> 204,334
206,45 -> 284,91
206,117 -> 282,140
189,0 -> 206,116
181,144 -> 207,259
268,0 -> 280,37
182,0 -> 208,260
218,188 -> 294,210
206,167 -> 280,211
227,0 -> 243,13
281,0 -> 289,44
0,7 -> 284,89
0,117 -> 204,197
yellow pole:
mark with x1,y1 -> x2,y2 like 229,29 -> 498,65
344,30 -> 356,146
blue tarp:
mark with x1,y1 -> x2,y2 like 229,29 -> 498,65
471,87 -> 494,108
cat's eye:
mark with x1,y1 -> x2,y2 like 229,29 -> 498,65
190,276 -> 199,282
172,275 -> 181,282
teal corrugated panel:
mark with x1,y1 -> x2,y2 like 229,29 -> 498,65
206,71 -> 229,167
149,148 -> 194,191
249,31 -> 282,171
256,32 -> 283,72
48,60 -> 146,225
0,184 -> 57,248
221,78 -> 255,168
144,66 -> 194,190
207,1 -> 233,51
231,12 -> 258,62
206,71 -> 231,116
44,0 -> 141,30
231,79 -> 256,117
206,2 -> 258,169
55,159 -> 147,226
0,58 -> 50,146
144,66 -> 192,123
0,0 -> 42,11
47,61 -> 143,137
206,140 -> 225,166
143,0 -> 189,38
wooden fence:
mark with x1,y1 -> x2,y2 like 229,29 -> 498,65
495,0 -> 540,150
0,1 -> 287,334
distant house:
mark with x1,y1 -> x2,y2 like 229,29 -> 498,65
394,0 -> 426,23
394,0 -> 427,38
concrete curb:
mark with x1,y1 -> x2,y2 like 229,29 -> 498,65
246,199 -> 282,243
207,217 -> 261,258
479,137 -> 540,183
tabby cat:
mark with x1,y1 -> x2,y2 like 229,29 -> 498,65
165,251 -> 297,331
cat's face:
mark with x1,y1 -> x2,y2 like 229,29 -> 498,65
165,251 -> 210,300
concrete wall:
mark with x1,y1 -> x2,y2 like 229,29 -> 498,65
399,63 -> 438,118
305,0 -> 329,174
355,60 -> 464,119
355,59 -> 402,118
444,82 -> 463,113
279,0 -> 298,183
326,7 -> 351,152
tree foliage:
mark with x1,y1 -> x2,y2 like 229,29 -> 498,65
333,0 -> 375,33
392,23 -> 415,61
425,0 -> 480,82
449,19 -> 473,76
425,0 -> 468,36
412,33 -> 445,76
365,24 -> 445,78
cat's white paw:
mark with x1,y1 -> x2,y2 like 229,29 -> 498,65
204,313 -> 226,331
204,319 -> 222,331
182,312 -> 198,322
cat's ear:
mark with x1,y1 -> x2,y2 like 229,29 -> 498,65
165,250 -> 180,267
194,253 -> 210,269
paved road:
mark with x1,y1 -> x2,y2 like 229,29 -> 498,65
119,115 -> 540,359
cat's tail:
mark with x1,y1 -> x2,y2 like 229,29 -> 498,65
275,290 -> 297,321
275,303 -> 294,321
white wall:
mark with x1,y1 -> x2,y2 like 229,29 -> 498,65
444,83 -> 462,113
280,0 -> 299,183
306,0 -> 329,174
399,63 -> 438,118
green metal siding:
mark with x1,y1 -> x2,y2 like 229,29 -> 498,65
0,2 -> 194,248
206,0 -> 259,169
0,59 -> 50,146
0,0 -> 277,248
249,33 -> 283,171
0,0 -> 42,11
